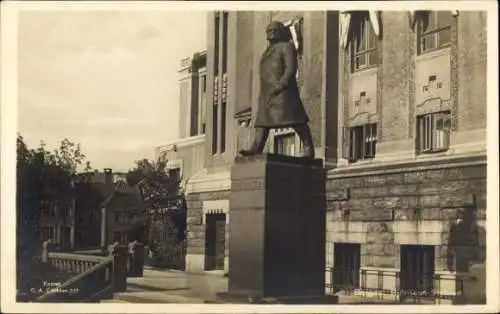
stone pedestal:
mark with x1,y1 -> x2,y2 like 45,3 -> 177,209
217,153 -> 336,304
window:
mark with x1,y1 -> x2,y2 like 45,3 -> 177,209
220,102 -> 227,153
202,74 -> 207,93
221,12 -> 229,74
168,167 -> 181,182
66,206 -> 72,222
214,13 -> 220,76
342,123 -> 377,162
113,232 -> 120,243
212,103 -> 218,154
416,111 -> 451,153
212,11 -> 229,155
333,243 -> 361,293
40,200 -> 50,217
274,133 -> 297,156
130,214 -> 137,224
418,11 -> 452,54
351,14 -> 378,71
41,227 -> 53,241
75,231 -> 82,242
115,212 -> 120,223
400,245 -> 435,300
199,72 -> 207,135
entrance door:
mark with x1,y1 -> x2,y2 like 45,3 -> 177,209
400,245 -> 435,301
205,213 -> 226,271
215,218 -> 226,269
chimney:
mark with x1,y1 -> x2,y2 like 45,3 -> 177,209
104,168 -> 113,185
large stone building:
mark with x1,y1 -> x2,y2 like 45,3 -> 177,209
156,51 -> 207,189
160,10 -> 487,303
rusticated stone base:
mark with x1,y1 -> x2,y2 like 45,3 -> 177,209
326,155 -> 487,271
220,153 -> 328,300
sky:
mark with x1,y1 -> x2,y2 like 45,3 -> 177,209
17,10 -> 207,172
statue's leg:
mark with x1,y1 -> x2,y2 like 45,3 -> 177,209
293,124 -> 315,158
239,127 -> 270,156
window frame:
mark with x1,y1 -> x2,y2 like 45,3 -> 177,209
350,13 -> 379,72
416,111 -> 451,154
342,123 -> 378,163
417,11 -> 452,55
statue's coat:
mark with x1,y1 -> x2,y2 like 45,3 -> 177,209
254,41 -> 309,128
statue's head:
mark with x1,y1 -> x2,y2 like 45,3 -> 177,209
265,21 -> 290,43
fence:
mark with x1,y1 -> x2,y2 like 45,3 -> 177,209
325,267 -> 483,304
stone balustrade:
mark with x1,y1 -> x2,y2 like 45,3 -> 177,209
35,240 -> 129,302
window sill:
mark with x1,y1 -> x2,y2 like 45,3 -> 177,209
416,149 -> 451,159
347,158 -> 376,165
350,66 -> 378,76
416,46 -> 451,62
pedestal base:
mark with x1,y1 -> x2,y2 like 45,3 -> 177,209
224,153 -> 327,300
213,291 -> 339,304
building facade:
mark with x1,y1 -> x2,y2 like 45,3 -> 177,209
39,197 -> 76,251
175,10 -> 486,303
327,10 -> 486,303
100,180 -> 146,247
73,168 -> 144,249
156,51 -> 207,190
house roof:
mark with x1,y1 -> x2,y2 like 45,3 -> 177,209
99,180 -> 143,208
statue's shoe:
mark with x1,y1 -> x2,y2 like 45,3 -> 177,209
238,149 -> 259,157
300,148 -> 315,159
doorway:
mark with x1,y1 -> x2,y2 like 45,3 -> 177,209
204,213 -> 226,271
333,243 -> 361,292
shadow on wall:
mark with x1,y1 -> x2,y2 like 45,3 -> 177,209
446,203 -> 486,304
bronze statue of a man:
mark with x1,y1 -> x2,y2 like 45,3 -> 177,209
239,21 -> 315,158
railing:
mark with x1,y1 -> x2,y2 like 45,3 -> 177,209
33,241 -> 128,303
47,252 -> 110,275
325,268 -> 483,304
36,258 -> 114,302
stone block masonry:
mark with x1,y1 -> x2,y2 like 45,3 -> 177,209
326,155 -> 486,273
185,190 -> 231,272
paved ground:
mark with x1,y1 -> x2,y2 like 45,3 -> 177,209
103,267 -> 228,303
102,268 -> 431,304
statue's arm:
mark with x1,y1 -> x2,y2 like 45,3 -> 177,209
273,42 -> 298,94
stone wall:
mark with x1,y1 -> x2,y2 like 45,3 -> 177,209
185,190 -> 231,272
325,157 -> 486,300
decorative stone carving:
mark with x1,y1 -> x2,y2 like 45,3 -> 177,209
213,76 -> 219,104
349,68 -> 378,124
415,49 -> 451,115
